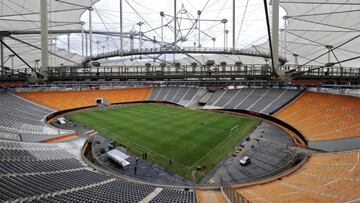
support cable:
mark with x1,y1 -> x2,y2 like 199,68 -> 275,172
284,0 -> 353,50
9,36 -> 80,65
0,8 -> 86,18
262,0 -> 276,74
287,34 -> 360,72
54,0 -> 90,9
89,0 -> 119,50
287,9 -> 360,18
125,0 -> 162,39
279,1 -> 360,6
285,30 -> 360,56
235,0 -> 250,47
331,50 -> 344,70
0,40 -> 40,75
287,16 -> 360,32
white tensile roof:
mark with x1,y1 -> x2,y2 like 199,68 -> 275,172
0,0 -> 98,69
277,0 -> 360,68
0,0 -> 92,31
0,0 -> 359,70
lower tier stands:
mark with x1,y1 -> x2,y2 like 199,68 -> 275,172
275,91 -> 360,141
150,188 -> 194,203
34,180 -> 156,203
16,88 -> 151,111
236,150 -> 360,203
209,121 -> 300,184
0,169 -> 109,201
0,139 -> 194,203
0,132 -> 21,141
0,93 -> 59,136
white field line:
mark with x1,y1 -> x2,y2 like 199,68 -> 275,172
190,120 -> 257,169
94,125 -> 191,170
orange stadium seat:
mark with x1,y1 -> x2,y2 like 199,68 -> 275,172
16,88 -> 151,111
275,92 -> 360,141
196,189 -> 227,203
235,150 -> 360,203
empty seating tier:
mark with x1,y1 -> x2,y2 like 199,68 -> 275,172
0,169 -> 110,201
34,180 -> 156,203
275,91 -> 360,141
146,87 -> 300,112
204,88 -> 300,114
147,87 -> 206,108
236,150 -> 360,203
16,88 -> 151,111
0,139 -> 194,202
0,93 -> 57,135
196,189 -> 227,203
149,188 -> 194,203
0,158 -> 82,175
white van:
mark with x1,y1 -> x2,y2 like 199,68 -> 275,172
239,156 -> 251,166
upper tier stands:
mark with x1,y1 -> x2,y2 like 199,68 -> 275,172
0,93 -> 59,136
236,150 -> 360,203
147,87 -> 207,108
203,88 -> 300,114
275,91 -> 360,141
16,88 -> 151,111
0,139 -> 194,203
147,87 -> 300,113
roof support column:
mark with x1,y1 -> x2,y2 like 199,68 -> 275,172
137,22 -> 144,50
293,54 -> 298,70
283,16 -> 287,58
325,45 -> 333,64
221,19 -> 228,50
67,33 -> 70,63
153,36 -> 156,61
224,22 -> 226,50
197,10 -> 201,47
232,0 -> 235,51
160,11 -> 165,61
10,54 -> 14,69
54,38 -> 57,65
40,0 -> 49,80
272,0 -> 280,75
85,33 -> 88,57
0,37 -> 4,78
130,34 -> 134,51
89,7 -> 93,59
81,22 -> 84,60
174,0 -> 177,62
119,0 -> 123,53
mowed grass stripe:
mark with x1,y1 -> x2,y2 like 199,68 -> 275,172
69,103 -> 260,180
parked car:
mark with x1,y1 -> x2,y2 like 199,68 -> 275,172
239,156 -> 251,166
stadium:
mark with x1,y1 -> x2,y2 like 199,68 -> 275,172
0,0 -> 360,203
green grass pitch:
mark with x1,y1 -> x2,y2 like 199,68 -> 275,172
69,103 -> 260,180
